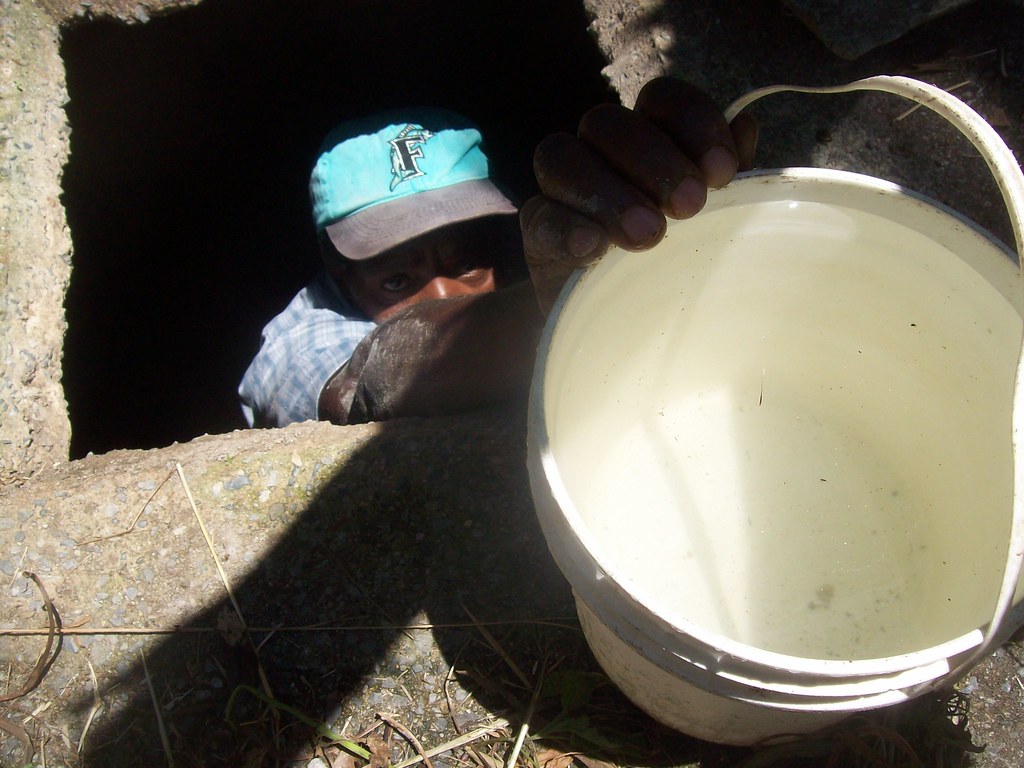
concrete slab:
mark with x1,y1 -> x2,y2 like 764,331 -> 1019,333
1,411 -> 607,766
3,408 -> 1024,767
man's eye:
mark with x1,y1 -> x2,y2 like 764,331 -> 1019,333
381,275 -> 409,292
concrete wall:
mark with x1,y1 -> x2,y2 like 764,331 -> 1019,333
1,0 -> 72,484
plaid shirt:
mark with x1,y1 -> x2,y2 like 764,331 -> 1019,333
239,270 -> 375,427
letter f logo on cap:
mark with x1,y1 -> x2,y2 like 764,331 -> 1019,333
389,125 -> 435,191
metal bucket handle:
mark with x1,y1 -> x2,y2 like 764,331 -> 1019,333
725,76 -> 1024,679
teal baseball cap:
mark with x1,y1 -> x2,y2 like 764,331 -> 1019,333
310,108 -> 518,261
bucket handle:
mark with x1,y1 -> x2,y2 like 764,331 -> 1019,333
725,76 -> 1024,680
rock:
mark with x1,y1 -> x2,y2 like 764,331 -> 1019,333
783,0 -> 979,59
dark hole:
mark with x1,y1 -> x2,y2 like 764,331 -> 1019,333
60,0 -> 614,458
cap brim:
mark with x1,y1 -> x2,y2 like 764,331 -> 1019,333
325,179 -> 518,261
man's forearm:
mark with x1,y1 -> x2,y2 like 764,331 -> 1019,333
320,281 -> 545,424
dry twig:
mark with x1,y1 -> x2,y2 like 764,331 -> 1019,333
142,650 -> 174,767
506,661 -> 545,768
462,603 -> 531,690
378,712 -> 435,768
76,468 -> 176,545
77,659 -> 103,756
0,618 -> 579,638
0,571 -> 62,763
175,463 -> 275,702
390,720 -> 511,768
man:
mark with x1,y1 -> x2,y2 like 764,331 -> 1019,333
239,78 -> 756,426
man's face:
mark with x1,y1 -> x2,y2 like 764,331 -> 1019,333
336,216 -> 517,323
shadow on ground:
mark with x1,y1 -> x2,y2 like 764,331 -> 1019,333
61,407 -> 729,766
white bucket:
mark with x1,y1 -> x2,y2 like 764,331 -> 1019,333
527,77 -> 1024,745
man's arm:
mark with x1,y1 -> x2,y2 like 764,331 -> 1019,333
319,280 -> 544,424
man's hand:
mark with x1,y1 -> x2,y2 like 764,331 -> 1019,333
520,77 -> 757,314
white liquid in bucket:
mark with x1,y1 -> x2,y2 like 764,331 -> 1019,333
545,196 -> 1021,661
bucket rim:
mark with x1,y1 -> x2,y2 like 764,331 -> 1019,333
528,167 -> 1021,679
